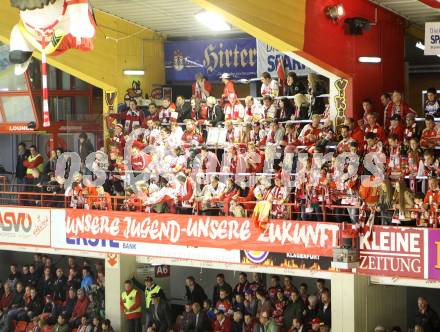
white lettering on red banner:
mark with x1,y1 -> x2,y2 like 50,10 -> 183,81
359,226 -> 425,279
63,210 -> 339,256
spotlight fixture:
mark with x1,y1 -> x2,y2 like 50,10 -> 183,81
416,41 -> 425,50
195,10 -> 231,31
325,4 -> 345,20
358,56 -> 381,63
344,17 -> 371,35
415,42 -> 440,58
123,70 -> 145,76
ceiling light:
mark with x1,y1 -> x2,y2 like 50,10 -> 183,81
358,56 -> 381,63
195,10 -> 231,31
415,42 -> 440,57
416,42 -> 425,50
123,70 -> 145,76
325,4 -> 345,20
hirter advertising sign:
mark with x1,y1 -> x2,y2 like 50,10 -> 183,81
359,226 -> 426,279
0,207 -> 50,247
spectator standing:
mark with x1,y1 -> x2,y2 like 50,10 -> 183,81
16,142 -> 30,190
213,274 -> 233,305
260,72 -> 279,97
8,264 -> 22,288
234,273 -> 250,296
318,289 -> 331,328
220,73 -> 235,106
109,100 -> 145,133
192,73 -> 212,102
151,293 -> 173,332
23,145 -> 44,187
205,96 -> 224,127
185,276 -> 207,306
414,297 -> 440,332
132,275 -> 166,329
283,290 -> 305,331
285,72 -> 306,96
81,267 -> 94,292
176,96 -> 192,122
53,268 -> 67,303
121,280 -> 142,332
78,133 -> 95,165
425,87 -> 440,116
38,267 -> 54,297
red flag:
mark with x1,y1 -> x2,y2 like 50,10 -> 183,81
276,56 -> 285,96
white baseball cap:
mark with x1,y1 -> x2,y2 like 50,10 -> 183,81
220,73 -> 231,79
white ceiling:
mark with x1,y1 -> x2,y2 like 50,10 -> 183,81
370,0 -> 440,26
90,0 -> 244,38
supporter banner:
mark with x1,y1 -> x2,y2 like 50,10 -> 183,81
240,251 -> 332,271
56,209 -> 339,257
256,40 -> 310,77
428,229 -> 440,280
51,209 -> 240,263
164,38 -> 256,81
359,226 -> 426,279
424,22 -> 440,56
0,206 -> 50,247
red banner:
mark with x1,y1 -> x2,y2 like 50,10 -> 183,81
64,209 -> 339,256
359,226 -> 426,279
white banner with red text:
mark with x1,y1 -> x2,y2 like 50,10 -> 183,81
0,206 -> 50,247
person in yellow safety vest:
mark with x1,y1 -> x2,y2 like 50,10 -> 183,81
132,275 -> 166,329
23,145 -> 44,181
120,279 -> 142,332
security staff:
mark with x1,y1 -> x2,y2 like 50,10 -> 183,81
120,279 -> 142,332
132,275 -> 166,328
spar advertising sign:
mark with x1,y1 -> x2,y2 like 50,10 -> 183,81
51,209 -> 339,258
424,22 -> 440,56
359,226 -> 426,279
0,207 -> 50,247
256,39 -> 310,77
164,38 -> 257,81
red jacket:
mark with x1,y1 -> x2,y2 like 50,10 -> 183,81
213,317 -> 232,332
71,296 -> 90,319
388,123 -> 405,142
120,288 -> 142,320
0,292 -> 13,311
385,101 -> 415,128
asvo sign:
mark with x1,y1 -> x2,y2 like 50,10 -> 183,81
0,211 -> 32,232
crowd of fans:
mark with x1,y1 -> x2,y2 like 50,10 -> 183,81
121,272 -> 440,332
12,72 -> 440,230
122,273 -> 332,332
0,254 -> 110,332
